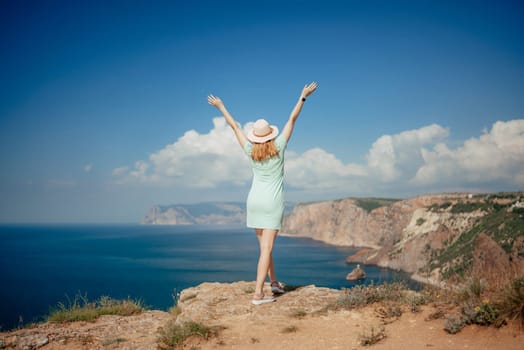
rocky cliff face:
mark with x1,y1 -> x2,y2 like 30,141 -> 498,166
282,195 -> 467,248
282,197 -> 422,248
282,193 -> 524,285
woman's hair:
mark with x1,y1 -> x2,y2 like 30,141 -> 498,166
251,139 -> 279,161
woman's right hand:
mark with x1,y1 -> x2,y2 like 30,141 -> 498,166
207,94 -> 224,109
301,82 -> 318,98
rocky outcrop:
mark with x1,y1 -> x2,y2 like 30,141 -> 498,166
356,205 -> 486,283
471,233 -> 512,279
3,282 -> 524,349
176,281 -> 340,326
0,311 -> 170,350
346,264 -> 366,281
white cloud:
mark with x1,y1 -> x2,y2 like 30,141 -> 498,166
285,148 -> 367,190
366,124 -> 449,182
413,119 -> 524,187
113,118 -> 524,197
115,118 -> 253,188
112,166 -> 129,176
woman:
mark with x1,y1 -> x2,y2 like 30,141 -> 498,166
208,82 -> 318,305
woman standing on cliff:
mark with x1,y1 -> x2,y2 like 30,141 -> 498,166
208,82 -> 318,305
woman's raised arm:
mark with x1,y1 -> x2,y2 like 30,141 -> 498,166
208,95 -> 248,149
281,82 -> 318,142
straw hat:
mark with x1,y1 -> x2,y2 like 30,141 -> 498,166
247,119 -> 279,143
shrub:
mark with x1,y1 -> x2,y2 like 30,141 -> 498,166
474,301 -> 499,325
513,207 -> 524,215
373,282 -> 405,302
336,282 -> 406,309
426,308 -> 445,321
291,310 -> 307,318
467,278 -> 485,299
450,202 -> 489,213
168,306 -> 181,317
336,286 -> 368,308
405,292 -> 428,313
440,274 -> 524,330
444,314 -> 467,334
462,299 -> 498,326
430,202 -> 452,212
358,325 -> 386,346
168,288 -> 182,317
454,277 -> 485,302
354,198 -> 399,213
375,302 -> 402,323
281,325 -> 298,333
48,293 -> 143,323
495,276 -> 524,326
157,321 -> 221,349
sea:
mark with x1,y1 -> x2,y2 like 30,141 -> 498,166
0,224 -> 417,331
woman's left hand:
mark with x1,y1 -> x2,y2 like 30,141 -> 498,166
301,82 -> 318,98
207,94 -> 224,108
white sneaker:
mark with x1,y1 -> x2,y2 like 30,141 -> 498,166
251,294 -> 276,305
271,281 -> 285,294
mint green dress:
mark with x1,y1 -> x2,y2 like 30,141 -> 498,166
243,134 -> 287,230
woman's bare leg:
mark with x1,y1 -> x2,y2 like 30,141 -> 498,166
254,228 -> 278,296
255,229 -> 277,282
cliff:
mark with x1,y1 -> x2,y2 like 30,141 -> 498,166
282,193 -> 524,285
141,193 -> 524,284
3,281 -> 523,349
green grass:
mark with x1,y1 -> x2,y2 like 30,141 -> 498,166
354,198 -> 400,213
429,202 -> 452,212
449,201 -> 491,213
157,321 -> 222,348
47,293 -> 144,323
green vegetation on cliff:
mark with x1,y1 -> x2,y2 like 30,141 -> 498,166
354,198 -> 400,213
48,293 -> 144,323
429,193 -> 524,279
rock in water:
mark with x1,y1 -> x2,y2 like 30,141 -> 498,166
346,264 -> 366,281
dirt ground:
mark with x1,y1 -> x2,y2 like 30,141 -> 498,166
2,282 -> 523,350
175,282 -> 523,350
185,305 -> 523,350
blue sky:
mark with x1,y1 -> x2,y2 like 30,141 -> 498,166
1,0 -> 523,223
